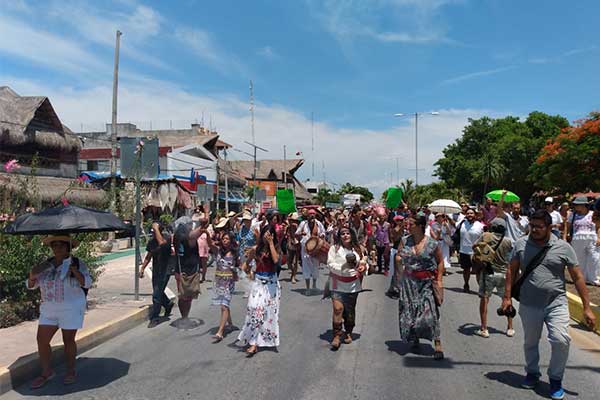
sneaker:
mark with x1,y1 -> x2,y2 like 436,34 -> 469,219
506,329 -> 515,337
521,373 -> 540,389
147,319 -> 159,328
474,328 -> 490,338
549,379 -> 564,400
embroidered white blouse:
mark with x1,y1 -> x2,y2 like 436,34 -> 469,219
326,245 -> 368,293
26,257 -> 92,309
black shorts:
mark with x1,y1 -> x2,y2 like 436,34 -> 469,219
459,252 -> 473,269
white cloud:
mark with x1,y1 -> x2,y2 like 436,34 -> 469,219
441,66 -> 516,85
257,46 -> 280,60
173,27 -> 246,75
0,15 -> 105,74
45,1 -> 171,71
3,76 -> 494,198
307,0 -> 462,46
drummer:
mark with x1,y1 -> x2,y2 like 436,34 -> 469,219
295,208 -> 326,294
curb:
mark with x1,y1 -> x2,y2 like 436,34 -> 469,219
567,291 -> 600,335
0,304 -> 150,395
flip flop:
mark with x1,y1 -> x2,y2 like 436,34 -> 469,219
212,334 -> 223,343
245,346 -> 258,357
63,373 -> 76,385
30,372 -> 55,389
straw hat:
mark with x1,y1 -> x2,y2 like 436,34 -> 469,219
215,217 -> 230,229
241,211 -> 253,221
227,211 -> 236,217
289,212 -> 299,220
42,235 -> 79,248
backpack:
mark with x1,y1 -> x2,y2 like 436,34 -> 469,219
451,220 -> 464,249
472,232 -> 504,266
70,256 -> 88,296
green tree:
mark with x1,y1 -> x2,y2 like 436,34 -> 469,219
434,112 -> 569,201
315,188 -> 340,206
337,183 -> 374,203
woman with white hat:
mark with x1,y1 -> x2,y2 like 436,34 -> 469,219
567,196 -> 600,286
26,235 -> 92,388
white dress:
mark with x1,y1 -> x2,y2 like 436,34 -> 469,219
570,211 -> 600,284
295,220 -> 325,280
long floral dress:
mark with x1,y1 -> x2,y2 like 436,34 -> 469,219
212,253 -> 236,308
237,254 -> 281,347
397,235 -> 441,342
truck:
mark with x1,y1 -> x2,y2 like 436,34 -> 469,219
341,193 -> 362,207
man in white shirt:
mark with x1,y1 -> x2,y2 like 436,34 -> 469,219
295,209 -> 326,294
458,208 -> 485,292
544,197 -> 563,238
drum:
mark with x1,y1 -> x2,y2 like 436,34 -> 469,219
305,237 -> 330,264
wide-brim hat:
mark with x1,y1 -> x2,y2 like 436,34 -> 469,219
227,211 -> 236,217
241,211 -> 253,221
289,212 -> 299,220
215,217 -> 230,229
42,235 -> 79,248
572,196 -> 589,205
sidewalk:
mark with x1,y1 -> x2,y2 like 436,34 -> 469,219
0,252 -> 168,394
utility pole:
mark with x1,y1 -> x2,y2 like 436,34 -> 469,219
245,141 -> 268,213
110,30 -> 122,213
283,145 -> 287,189
414,112 -> 419,186
396,157 -> 399,186
215,156 -> 220,215
224,148 -> 229,214
311,112 -> 315,178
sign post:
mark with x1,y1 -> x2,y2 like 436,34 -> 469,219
120,137 -> 158,301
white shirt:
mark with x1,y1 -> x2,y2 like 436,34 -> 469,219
295,219 -> 325,245
550,210 -> 563,229
26,257 -> 92,309
327,245 -> 367,293
459,220 -> 484,255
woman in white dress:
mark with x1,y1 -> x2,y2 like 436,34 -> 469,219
567,196 -> 600,286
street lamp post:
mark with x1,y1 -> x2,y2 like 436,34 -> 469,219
394,111 -> 439,186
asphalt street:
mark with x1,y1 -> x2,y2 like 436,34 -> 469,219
3,265 -> 599,400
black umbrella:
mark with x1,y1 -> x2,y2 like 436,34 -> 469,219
3,204 -> 132,235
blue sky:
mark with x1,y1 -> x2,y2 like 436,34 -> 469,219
1,0 -> 599,196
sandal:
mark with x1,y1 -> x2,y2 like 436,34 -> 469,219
212,334 -> 224,343
30,372 -> 55,389
63,373 -> 76,385
245,345 -> 258,357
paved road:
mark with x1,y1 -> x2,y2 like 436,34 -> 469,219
3,266 -> 599,400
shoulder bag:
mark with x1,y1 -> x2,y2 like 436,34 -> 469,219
511,245 -> 550,301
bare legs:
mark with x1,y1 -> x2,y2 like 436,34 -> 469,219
215,305 -> 231,338
35,326 -> 78,379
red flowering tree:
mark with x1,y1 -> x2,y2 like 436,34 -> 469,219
533,112 -> 600,193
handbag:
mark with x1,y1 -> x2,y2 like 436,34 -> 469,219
511,245 -> 550,301
177,254 -> 201,299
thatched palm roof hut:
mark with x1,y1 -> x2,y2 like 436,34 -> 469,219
0,86 -> 81,178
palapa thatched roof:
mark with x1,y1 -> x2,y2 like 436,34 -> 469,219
0,86 -> 81,153
227,159 -> 304,180
0,172 -> 106,207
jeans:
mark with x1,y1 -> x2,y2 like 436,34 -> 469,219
151,271 -> 171,320
376,245 -> 386,272
519,300 -> 571,381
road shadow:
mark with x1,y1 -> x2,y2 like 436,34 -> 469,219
15,357 -> 129,396
290,288 -> 323,297
385,340 -> 434,356
458,323 -> 505,337
483,370 -> 582,397
319,329 -> 362,343
444,286 -> 477,295
169,317 -> 204,330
